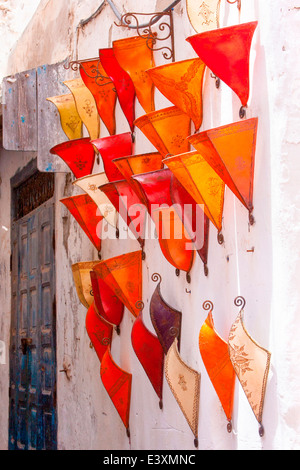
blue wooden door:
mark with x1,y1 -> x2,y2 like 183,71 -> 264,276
9,198 -> 57,450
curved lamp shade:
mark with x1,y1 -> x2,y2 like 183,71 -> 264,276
163,151 -> 225,234
188,118 -> 258,219
60,194 -> 103,255
134,106 -> 191,157
186,0 -> 220,33
93,251 -> 142,318
99,48 -> 136,133
50,138 -> 96,179
73,173 -> 118,229
91,132 -> 134,183
47,93 -> 83,141
113,152 -> 163,184
72,261 -> 99,309
90,270 -> 125,332
165,339 -> 201,448
100,346 -> 132,434
147,58 -> 206,132
150,273 -> 182,355
228,297 -> 271,437
86,302 -> 113,362
113,35 -> 155,113
199,301 -> 236,431
187,21 -> 258,108
79,59 -> 117,136
63,77 -> 100,140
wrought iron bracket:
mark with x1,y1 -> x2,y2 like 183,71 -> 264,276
115,9 -> 176,62
64,58 -> 114,88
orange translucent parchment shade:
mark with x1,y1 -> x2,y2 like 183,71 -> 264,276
199,302 -> 236,425
91,133 -> 133,183
134,106 -> 191,157
186,0 -> 220,33
60,194 -> 103,253
93,251 -> 142,318
131,311 -> 164,405
147,58 -> 206,132
99,180 -> 147,250
64,77 -> 100,140
72,261 -> 98,309
100,346 -> 132,431
113,152 -> 163,185
187,21 -> 258,107
228,298 -> 271,434
90,270 -> 125,330
86,302 -> 113,363
113,35 -> 155,113
50,138 -> 96,179
100,48 -> 136,133
188,118 -> 258,214
79,60 -> 117,136
163,151 -> 225,232
47,94 -> 83,141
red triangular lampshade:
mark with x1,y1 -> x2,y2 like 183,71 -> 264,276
50,138 -> 96,179
86,302 -> 113,363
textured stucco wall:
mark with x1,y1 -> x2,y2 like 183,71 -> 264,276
0,0 -> 299,451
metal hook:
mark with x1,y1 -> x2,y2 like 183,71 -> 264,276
185,288 -> 192,294
227,0 -> 241,9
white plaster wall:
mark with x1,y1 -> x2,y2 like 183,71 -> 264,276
0,0 -> 300,451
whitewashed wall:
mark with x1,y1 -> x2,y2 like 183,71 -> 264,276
0,0 -> 299,451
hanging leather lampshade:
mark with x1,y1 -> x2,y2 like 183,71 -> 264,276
228,297 -> 271,437
134,106 -> 191,157
50,138 -> 96,179
188,118 -> 258,222
91,132 -> 134,183
150,273 -> 182,355
199,301 -> 236,432
86,302 -> 113,362
73,173 -> 118,229
163,151 -> 225,235
131,305 -> 164,408
60,194 -> 103,255
79,59 -> 117,136
113,35 -> 155,113
90,270 -> 125,333
63,77 -> 100,140
186,0 -> 220,33
98,180 -> 147,255
147,58 -> 206,132
99,48 -> 136,133
72,261 -> 98,309
47,93 -> 83,141
165,339 -> 201,448
100,346 -> 132,435
132,169 -> 195,279
93,251 -> 142,318
170,174 -> 210,275
186,21 -> 258,109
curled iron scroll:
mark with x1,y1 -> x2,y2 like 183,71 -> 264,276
234,296 -> 246,310
203,300 -> 214,312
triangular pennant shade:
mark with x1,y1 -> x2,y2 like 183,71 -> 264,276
163,151 -> 225,232
72,261 -> 98,309
64,77 -> 100,140
60,194 -> 103,253
113,152 -> 163,185
134,106 -> 191,157
186,0 -> 220,33
86,302 -> 113,362
50,138 -> 96,179
79,59 -> 117,136
113,35 -> 155,113
188,118 -> 258,213
99,48 -> 136,132
91,132 -> 133,183
165,339 -> 200,447
93,251 -> 142,318
199,302 -> 236,427
187,21 -> 258,107
73,173 -> 118,228
47,94 -> 83,140
150,274 -> 182,354
100,346 -> 132,432
90,270 -> 125,330
147,58 -> 206,132
131,311 -> 164,405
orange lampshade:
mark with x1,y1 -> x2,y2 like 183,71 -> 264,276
50,138 -> 96,179
86,302 -> 113,362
